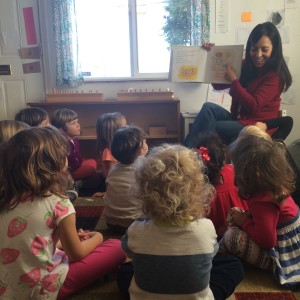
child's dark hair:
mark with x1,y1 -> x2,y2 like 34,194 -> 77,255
15,107 -> 48,126
196,132 -> 226,185
0,126 -> 69,211
111,126 -> 146,164
51,108 -> 78,130
230,134 -> 295,202
96,112 -> 125,157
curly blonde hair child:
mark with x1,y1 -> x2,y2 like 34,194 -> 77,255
135,144 -> 215,226
120,144 -> 244,300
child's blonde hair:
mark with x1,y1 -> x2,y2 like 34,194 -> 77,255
0,126 -> 69,211
0,120 -> 30,145
238,125 -> 272,141
96,112 -> 126,157
135,144 -> 215,226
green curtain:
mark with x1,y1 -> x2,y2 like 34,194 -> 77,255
52,0 -> 83,87
191,0 -> 210,45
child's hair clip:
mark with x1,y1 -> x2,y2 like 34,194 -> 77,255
194,146 -> 211,163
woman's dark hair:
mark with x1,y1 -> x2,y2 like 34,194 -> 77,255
196,132 -> 226,185
240,21 -> 292,92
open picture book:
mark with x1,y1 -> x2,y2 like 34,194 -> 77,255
169,45 -> 244,84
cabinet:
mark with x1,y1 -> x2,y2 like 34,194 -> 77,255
180,112 -> 198,143
28,100 -> 180,158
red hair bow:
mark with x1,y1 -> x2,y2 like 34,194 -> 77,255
194,146 -> 211,163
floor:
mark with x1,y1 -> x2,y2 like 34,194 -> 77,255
71,197 -> 300,300
68,263 -> 300,299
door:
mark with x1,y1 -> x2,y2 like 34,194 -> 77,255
0,0 -> 45,120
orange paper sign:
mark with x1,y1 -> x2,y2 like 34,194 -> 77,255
241,12 -> 252,22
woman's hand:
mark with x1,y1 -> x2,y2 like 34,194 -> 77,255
202,43 -> 215,51
224,64 -> 238,82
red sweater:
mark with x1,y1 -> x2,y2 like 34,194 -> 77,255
230,70 -> 282,125
66,136 -> 83,172
213,69 -> 282,132
242,193 -> 298,249
209,164 -> 249,238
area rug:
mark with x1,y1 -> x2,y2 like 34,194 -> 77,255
73,197 -> 105,230
234,292 -> 296,300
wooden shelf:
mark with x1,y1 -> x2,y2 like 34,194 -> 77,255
78,134 -> 179,140
47,93 -> 104,102
28,100 -> 180,158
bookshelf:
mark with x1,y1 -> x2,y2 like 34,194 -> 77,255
28,100 -> 180,158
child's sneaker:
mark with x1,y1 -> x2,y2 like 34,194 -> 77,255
65,190 -> 78,202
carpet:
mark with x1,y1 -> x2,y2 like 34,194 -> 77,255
73,197 -> 105,230
234,292 -> 297,300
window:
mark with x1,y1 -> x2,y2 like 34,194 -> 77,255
75,0 -> 171,80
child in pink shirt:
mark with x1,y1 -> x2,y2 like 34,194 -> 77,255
0,126 -> 126,299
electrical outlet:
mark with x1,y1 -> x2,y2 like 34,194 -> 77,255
279,110 -> 287,117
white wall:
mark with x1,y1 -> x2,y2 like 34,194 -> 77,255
40,0 -> 300,145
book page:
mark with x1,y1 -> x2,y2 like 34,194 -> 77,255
204,45 -> 244,83
169,45 -> 243,83
169,46 -> 207,82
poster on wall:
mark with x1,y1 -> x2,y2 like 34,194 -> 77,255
206,84 -> 231,108
215,0 -> 229,33
23,7 -> 37,45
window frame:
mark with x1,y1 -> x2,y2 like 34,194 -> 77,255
78,0 -> 170,82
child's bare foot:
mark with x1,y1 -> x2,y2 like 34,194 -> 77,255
255,122 -> 267,131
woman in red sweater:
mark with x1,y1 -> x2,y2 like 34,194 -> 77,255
220,134 -> 299,288
185,22 -> 293,147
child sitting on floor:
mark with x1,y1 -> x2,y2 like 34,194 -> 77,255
196,132 -> 248,238
0,120 -> 30,145
15,107 -> 50,127
96,112 -> 127,179
51,108 -> 97,182
103,125 -> 148,234
120,144 -> 244,300
220,134 -> 300,288
0,126 -> 126,299
238,124 -> 272,141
